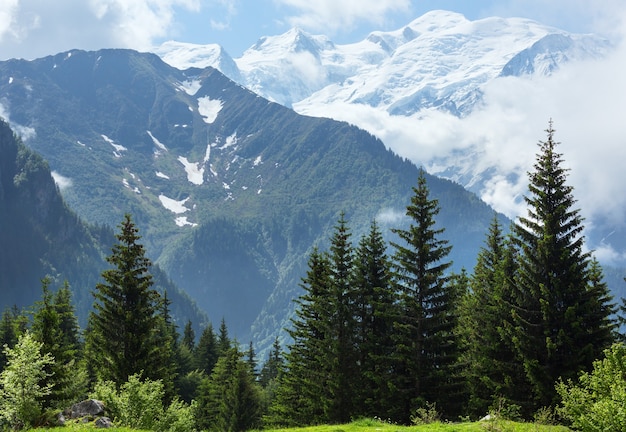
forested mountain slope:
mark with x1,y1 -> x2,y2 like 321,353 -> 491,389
0,119 -> 207,328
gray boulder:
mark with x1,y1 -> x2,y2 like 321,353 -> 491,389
66,399 -> 106,419
95,416 -> 113,428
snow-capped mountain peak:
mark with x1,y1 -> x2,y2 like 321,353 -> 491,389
155,10 -> 607,112
153,40 -> 241,81
247,27 -> 334,57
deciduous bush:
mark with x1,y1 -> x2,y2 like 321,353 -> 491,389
0,331 -> 54,430
92,373 -> 195,432
557,343 -> 626,431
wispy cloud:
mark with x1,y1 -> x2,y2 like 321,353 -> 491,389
0,0 -> 201,60
274,0 -> 410,33
294,4 -> 626,263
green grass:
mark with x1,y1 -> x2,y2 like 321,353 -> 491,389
28,426 -> 149,432
25,418 -> 572,432
258,418 -> 572,432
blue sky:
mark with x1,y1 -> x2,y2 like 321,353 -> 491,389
173,0 -> 618,57
0,0 -> 622,60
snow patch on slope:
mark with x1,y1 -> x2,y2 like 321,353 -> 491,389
178,156 -> 204,185
147,130 -> 168,153
197,96 -> 223,124
219,132 -> 237,150
101,134 -> 127,157
159,194 -> 191,214
178,79 -> 202,95
175,216 -> 198,227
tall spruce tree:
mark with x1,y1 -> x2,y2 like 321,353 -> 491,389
31,278 -> 85,409
390,168 -> 461,421
259,337 -> 284,388
155,290 -> 178,402
268,248 -> 333,427
326,212 -> 356,423
85,214 -> 166,386
182,320 -> 195,351
217,318 -> 231,356
0,308 -> 21,372
194,323 -> 219,376
510,121 -> 616,411
351,219 -> 396,418
195,345 -> 262,432
460,217 -> 528,416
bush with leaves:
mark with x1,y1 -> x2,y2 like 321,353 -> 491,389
557,343 -> 626,431
92,373 -> 196,432
0,331 -> 54,430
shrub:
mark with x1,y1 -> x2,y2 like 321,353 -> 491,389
91,373 -> 196,432
410,402 -> 440,425
0,332 -> 54,430
557,343 -> 626,431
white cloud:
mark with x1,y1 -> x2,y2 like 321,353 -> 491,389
376,207 -> 407,226
51,171 -> 72,190
0,0 -> 201,60
88,0 -> 201,50
0,102 -> 36,140
275,0 -> 411,34
0,0 -> 21,42
485,0 -> 625,40
295,3 -> 626,261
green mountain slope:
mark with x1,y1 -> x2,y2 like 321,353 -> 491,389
0,49 -> 503,342
0,119 -> 207,329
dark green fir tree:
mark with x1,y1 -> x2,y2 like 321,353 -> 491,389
268,247 -> 333,427
351,219 -> 396,418
195,345 -> 262,432
326,212 -> 356,424
459,216 -> 528,416
194,323 -> 219,376
510,121 -> 616,411
390,168 -> 461,422
31,278 -> 85,409
85,214 -> 168,386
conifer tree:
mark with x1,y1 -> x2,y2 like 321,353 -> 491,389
85,214 -> 166,386
195,345 -> 262,432
351,220 -> 396,418
0,308 -> 21,372
326,212 -> 356,423
155,290 -> 178,402
510,121 -> 616,410
246,341 -> 258,378
31,278 -> 85,409
268,248 -> 333,427
194,323 -> 219,376
259,337 -> 284,388
217,318 -> 231,356
460,217 -> 528,416
390,168 -> 461,421
52,282 -> 81,358
182,320 -> 195,351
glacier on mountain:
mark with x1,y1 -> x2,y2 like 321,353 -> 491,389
153,9 -> 625,264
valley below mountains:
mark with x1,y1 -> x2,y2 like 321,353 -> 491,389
0,10 -> 624,351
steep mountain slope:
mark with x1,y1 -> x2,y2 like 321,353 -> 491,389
0,49 -> 504,342
0,119 -> 207,329
0,119 -> 103,318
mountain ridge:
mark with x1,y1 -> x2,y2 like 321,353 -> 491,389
0,48 -> 504,344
